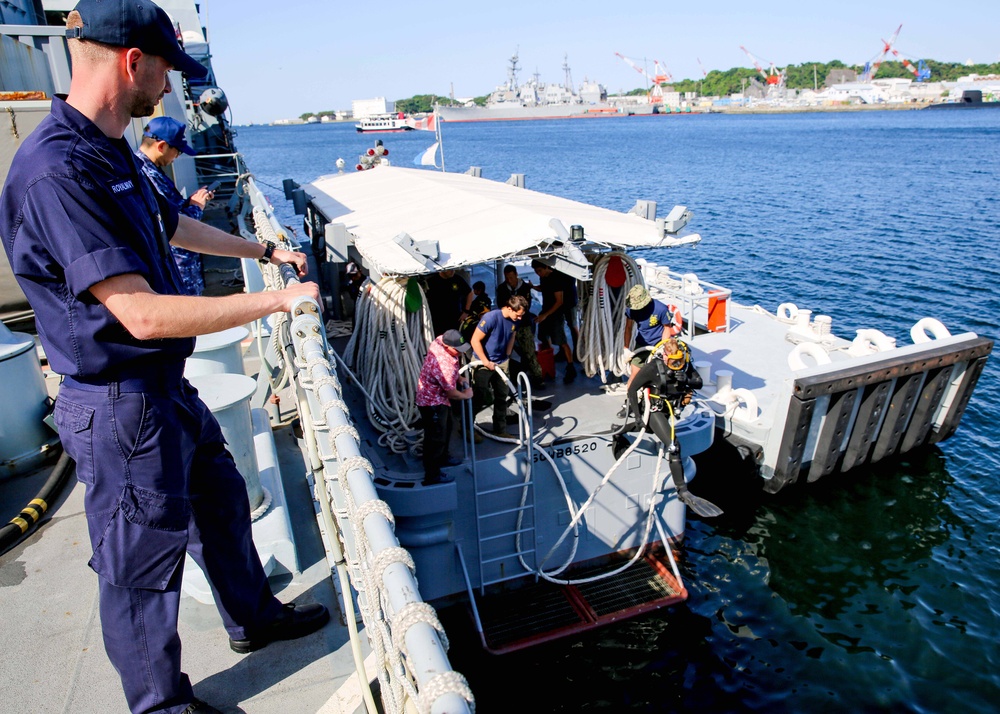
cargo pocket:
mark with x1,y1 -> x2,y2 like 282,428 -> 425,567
89,484 -> 190,590
53,398 -> 96,485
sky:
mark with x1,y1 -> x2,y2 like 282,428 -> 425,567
203,0 -> 1000,125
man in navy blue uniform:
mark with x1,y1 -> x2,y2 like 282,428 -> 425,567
470,295 -> 529,435
0,2 -> 328,712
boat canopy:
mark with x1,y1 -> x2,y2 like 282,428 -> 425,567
304,166 -> 699,278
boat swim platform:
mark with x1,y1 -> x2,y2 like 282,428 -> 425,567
466,548 -> 687,655
642,270 -> 994,494
686,306 -> 993,493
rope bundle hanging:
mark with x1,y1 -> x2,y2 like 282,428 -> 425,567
344,275 -> 433,439
577,252 -> 646,382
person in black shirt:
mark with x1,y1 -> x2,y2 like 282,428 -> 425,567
531,259 -> 576,384
424,269 -> 471,336
342,260 -> 366,324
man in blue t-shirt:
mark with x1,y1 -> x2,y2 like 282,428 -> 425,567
496,264 -> 543,388
470,295 -> 529,434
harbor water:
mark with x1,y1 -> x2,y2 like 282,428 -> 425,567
237,110 -> 1000,713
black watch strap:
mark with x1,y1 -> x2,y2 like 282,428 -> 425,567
259,240 -> 275,264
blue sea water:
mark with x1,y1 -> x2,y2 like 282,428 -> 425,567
235,110 -> 1000,713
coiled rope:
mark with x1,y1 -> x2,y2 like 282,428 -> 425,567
344,276 -> 431,454
577,252 -> 645,382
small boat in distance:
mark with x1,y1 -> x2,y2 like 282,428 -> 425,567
355,111 -> 415,132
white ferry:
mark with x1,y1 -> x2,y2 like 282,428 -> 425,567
355,112 -> 415,132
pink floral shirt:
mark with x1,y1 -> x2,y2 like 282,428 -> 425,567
416,337 -> 460,407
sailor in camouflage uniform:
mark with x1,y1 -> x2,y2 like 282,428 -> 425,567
135,116 -> 215,295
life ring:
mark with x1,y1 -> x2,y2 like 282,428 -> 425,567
777,303 -> 798,323
730,388 -> 759,423
849,329 -> 896,355
788,341 -> 832,370
910,317 -> 951,344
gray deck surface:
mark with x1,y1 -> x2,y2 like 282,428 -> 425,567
0,371 -> 371,714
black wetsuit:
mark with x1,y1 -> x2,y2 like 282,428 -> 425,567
624,356 -> 723,517
626,358 -> 703,440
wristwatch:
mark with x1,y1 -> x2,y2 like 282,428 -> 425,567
258,240 -> 275,264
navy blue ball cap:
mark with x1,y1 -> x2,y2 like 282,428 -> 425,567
143,116 -> 196,155
68,0 -> 208,79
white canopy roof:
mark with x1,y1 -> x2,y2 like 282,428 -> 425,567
304,165 -> 699,277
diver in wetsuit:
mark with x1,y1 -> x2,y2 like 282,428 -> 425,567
625,338 -> 723,518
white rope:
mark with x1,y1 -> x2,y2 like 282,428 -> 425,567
417,672 -> 476,714
538,392 -> 656,575
577,252 -> 645,382
342,276 -> 435,461
240,181 -> 446,714
326,424 -> 360,459
391,601 -> 450,656
344,276 -> 428,431
372,546 -> 416,586
354,498 -> 395,531
249,487 -> 272,521
311,370 -> 343,395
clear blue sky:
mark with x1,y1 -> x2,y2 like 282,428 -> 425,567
205,0 -> 999,124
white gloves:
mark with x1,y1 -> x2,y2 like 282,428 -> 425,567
623,347 -> 634,363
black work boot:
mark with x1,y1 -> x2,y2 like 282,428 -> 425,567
229,602 -> 330,654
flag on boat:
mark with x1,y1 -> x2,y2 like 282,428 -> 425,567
414,142 -> 439,167
408,113 -> 437,132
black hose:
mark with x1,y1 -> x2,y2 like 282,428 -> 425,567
0,449 -> 75,555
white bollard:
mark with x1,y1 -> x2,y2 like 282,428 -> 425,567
813,315 -> 832,335
188,373 -> 263,510
0,323 -> 54,476
715,369 -> 733,393
694,360 -> 712,385
184,326 -> 249,377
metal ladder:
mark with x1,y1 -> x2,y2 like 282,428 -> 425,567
470,373 -> 539,594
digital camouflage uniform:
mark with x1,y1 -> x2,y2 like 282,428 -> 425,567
134,150 -> 206,296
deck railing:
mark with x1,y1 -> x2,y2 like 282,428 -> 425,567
239,174 -> 475,714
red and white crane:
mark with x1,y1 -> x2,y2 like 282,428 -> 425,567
614,52 -> 673,103
860,24 -> 902,83
860,25 -> 930,82
740,45 -> 784,87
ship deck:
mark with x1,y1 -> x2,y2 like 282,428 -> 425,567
0,254 -> 372,714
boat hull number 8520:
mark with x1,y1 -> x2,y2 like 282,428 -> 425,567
532,441 -> 603,462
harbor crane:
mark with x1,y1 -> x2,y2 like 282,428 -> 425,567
614,52 -> 673,104
860,24 -> 930,82
740,45 -> 784,87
